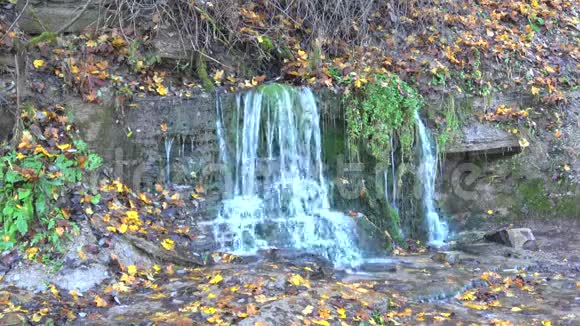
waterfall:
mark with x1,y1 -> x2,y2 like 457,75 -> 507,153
414,111 -> 448,246
211,84 -> 362,268
164,137 -> 174,185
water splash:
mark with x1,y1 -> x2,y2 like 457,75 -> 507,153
210,84 -> 362,268
414,111 -> 448,246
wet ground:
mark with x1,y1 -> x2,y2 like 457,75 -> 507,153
1,220 -> 578,325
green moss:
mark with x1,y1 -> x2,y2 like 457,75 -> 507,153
517,179 -> 551,213
387,206 -> 403,244
555,196 -> 578,218
26,32 -> 57,47
343,73 -> 422,162
196,52 -> 215,92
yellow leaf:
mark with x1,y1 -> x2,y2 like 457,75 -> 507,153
463,302 -> 489,310
55,227 -> 65,237
127,265 -> 137,276
149,292 -> 167,300
564,165 -> 571,172
511,306 -> 522,312
289,274 -> 304,286
32,312 -> 43,322
94,295 -> 108,307
487,210 -> 494,215
33,59 -> 45,68
49,284 -> 60,297
26,247 -> 38,260
213,70 -> 224,82
518,138 -> 530,148
312,320 -> 330,326
160,123 -> 168,133
156,84 -> 168,96
337,307 -> 347,319
531,86 -> 540,95
161,238 -> 175,251
126,211 -> 141,224
118,223 -> 128,234
542,321 -> 552,326
209,274 -> 223,284
302,305 -> 314,315
86,40 -> 97,48
57,143 -> 71,151
69,290 -> 81,300
201,306 -> 216,314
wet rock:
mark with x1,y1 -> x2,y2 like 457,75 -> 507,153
484,228 -> 537,250
238,297 -> 311,326
1,263 -> 109,292
98,301 -> 164,324
431,251 -> 461,265
353,215 -> 392,256
357,261 -> 398,273
107,236 -> 155,270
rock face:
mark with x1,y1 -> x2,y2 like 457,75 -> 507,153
447,122 -> 521,156
1,263 -> 109,292
17,0 -> 102,34
484,228 -> 537,250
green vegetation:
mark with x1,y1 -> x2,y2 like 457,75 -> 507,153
0,107 -> 102,253
436,96 -> 462,151
517,179 -> 551,214
343,74 -> 423,162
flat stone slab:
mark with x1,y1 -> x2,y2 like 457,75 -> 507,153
447,123 -> 521,155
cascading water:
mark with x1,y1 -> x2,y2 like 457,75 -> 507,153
211,84 -> 362,268
164,137 -> 174,184
414,111 -> 448,246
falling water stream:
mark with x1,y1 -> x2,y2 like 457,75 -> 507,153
164,137 -> 174,185
211,84 -> 362,268
414,111 -> 449,246
202,84 -> 450,268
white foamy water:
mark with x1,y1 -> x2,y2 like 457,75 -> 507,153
209,84 -> 362,268
415,111 -> 448,246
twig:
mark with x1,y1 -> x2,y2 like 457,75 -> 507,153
196,50 -> 233,70
56,0 -> 93,34
0,0 -> 29,44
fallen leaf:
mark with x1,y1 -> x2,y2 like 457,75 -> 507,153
209,274 -> 223,284
33,59 -> 45,68
128,265 -> 137,276
161,238 -> 175,251
302,305 -> 314,315
94,295 -> 108,307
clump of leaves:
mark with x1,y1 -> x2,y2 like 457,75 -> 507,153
343,73 -> 422,162
0,105 -> 102,252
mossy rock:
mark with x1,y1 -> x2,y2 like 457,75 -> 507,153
516,179 -> 552,214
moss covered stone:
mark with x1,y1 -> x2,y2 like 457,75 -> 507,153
517,179 -> 551,214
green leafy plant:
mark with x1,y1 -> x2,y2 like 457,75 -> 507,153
343,73 -> 422,162
0,136 -> 101,252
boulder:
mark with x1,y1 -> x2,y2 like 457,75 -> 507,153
17,0 -> 101,34
431,251 -> 461,265
484,228 -> 537,250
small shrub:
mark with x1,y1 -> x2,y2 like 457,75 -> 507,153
0,107 -> 102,252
